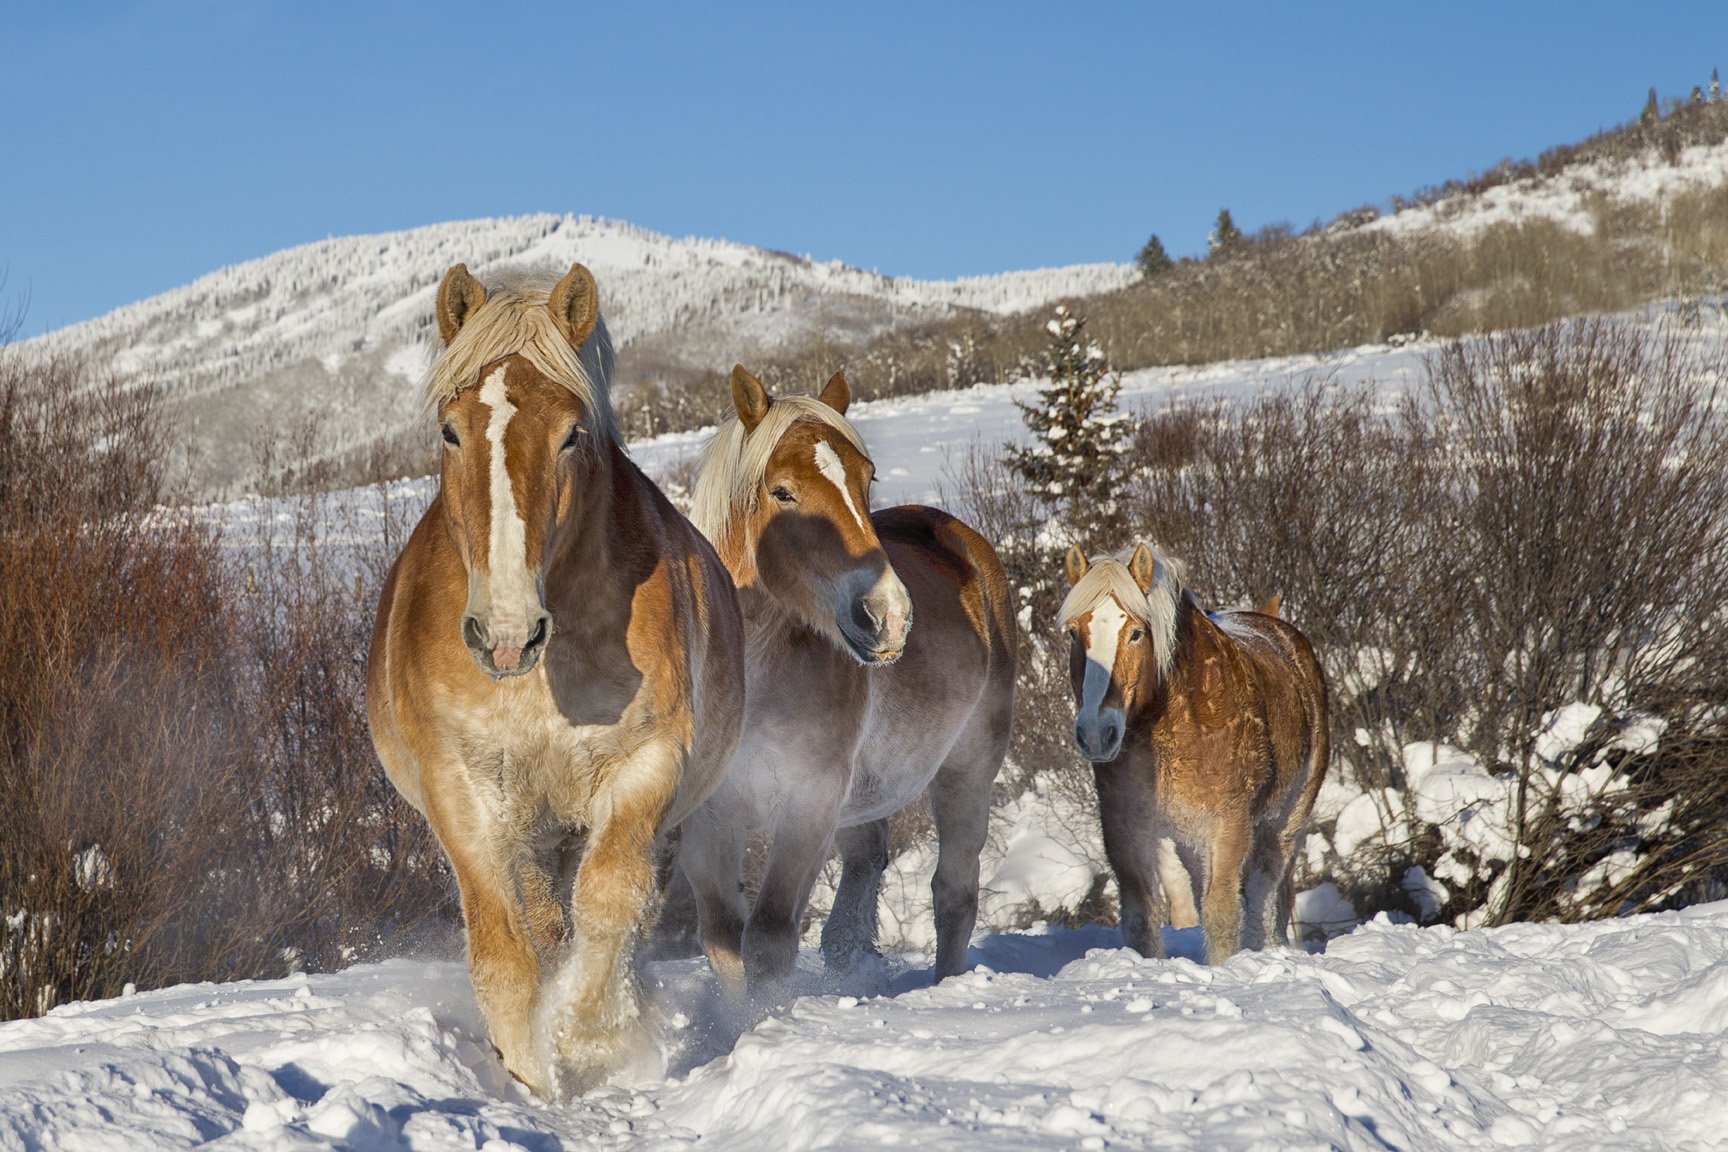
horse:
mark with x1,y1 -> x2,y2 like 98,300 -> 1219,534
366,263 -> 745,1095
672,366 -> 1016,994
1058,543 -> 1327,964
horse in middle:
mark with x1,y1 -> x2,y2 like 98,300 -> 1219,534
675,366 -> 1016,993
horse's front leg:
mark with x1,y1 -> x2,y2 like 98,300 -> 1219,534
422,782 -> 546,1094
744,764 -> 846,991
822,817 -> 889,975
1201,818 -> 1251,964
1094,762 -> 1167,959
680,798 -> 750,995
545,740 -> 680,1094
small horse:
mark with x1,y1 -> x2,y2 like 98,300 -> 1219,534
1059,543 -> 1327,963
367,264 -> 745,1095
675,367 -> 1016,992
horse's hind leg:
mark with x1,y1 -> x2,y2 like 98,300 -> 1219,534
822,818 -> 888,974
1242,834 -> 1282,952
928,758 -> 994,982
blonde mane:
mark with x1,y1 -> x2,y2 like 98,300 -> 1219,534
690,395 -> 870,556
1058,542 -> 1185,681
422,268 -> 620,444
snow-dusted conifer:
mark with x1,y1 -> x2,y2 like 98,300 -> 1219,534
1136,234 -> 1174,278
1208,208 -> 1242,255
1711,68 -> 1721,104
1003,304 -> 1126,540
1641,87 -> 1660,127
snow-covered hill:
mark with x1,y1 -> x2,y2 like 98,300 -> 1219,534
26,214 -> 1131,496
1360,136 -> 1728,240
5,905 -> 1728,1150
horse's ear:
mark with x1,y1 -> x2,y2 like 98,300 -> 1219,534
436,264 -> 486,344
1128,543 -> 1157,593
549,263 -> 600,349
818,371 -> 851,415
1064,546 -> 1090,588
730,365 -> 771,433
1258,593 -> 1282,618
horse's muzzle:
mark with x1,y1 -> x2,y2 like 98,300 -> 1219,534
835,565 -> 913,666
463,612 -> 551,679
1074,711 -> 1125,763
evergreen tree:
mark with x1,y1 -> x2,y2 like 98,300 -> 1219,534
1208,208 -> 1242,255
1711,68 -> 1720,104
1641,87 -> 1660,127
1003,304 -> 1127,542
1135,233 -> 1174,278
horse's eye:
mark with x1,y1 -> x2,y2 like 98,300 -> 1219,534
771,486 -> 796,505
441,423 -> 459,447
561,425 -> 582,451
1129,629 -> 1144,643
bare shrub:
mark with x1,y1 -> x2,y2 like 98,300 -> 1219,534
0,349 -> 452,1021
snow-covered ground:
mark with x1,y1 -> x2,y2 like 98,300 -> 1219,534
102,305 -> 1728,1150
6,904 -> 1728,1150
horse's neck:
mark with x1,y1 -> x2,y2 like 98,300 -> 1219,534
1136,592 -> 1211,729
544,441 -> 654,614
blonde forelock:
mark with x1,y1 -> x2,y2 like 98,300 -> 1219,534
1057,542 -> 1185,681
421,268 -> 619,443
690,395 -> 870,554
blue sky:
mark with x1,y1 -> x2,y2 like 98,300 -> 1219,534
4,2 -> 1726,334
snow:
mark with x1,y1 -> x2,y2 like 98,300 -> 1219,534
1361,137 -> 1728,241
7,905 -> 1728,1149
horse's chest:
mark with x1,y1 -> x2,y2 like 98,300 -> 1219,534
454,677 -> 639,822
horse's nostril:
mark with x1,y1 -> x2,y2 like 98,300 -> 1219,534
462,615 -> 486,651
526,616 -> 550,650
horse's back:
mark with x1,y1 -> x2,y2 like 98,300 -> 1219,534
838,505 -> 1015,819
872,504 -> 1015,677
1210,608 -> 1329,810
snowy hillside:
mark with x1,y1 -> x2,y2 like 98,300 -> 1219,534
1360,136 -> 1728,240
5,905 -> 1728,1150
26,214 -> 1131,496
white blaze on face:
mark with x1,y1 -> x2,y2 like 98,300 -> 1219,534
814,439 -> 868,531
1080,597 -> 1129,718
478,367 -> 531,638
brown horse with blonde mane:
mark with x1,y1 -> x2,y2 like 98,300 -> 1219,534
1059,543 -> 1327,963
675,367 -> 1016,993
367,264 -> 745,1095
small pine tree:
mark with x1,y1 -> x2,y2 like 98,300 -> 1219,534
1711,68 -> 1720,104
1642,87 -> 1660,127
1208,208 -> 1242,255
1135,233 -> 1174,278
1003,305 -> 1127,542
1692,85 -> 1705,106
